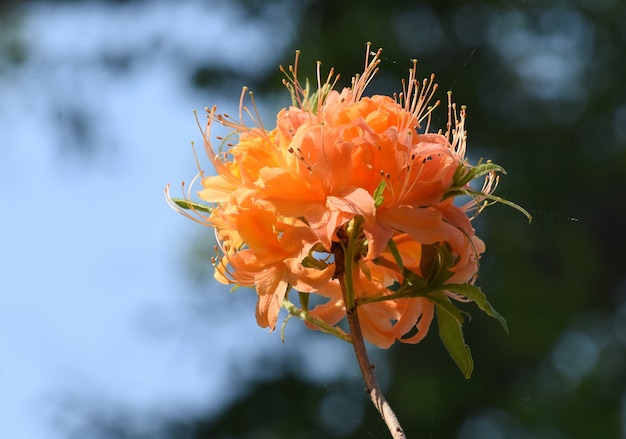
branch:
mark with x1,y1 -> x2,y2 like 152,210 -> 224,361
335,226 -> 407,439
343,303 -> 407,439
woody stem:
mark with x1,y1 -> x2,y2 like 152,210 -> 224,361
344,302 -> 407,439
336,225 -> 407,439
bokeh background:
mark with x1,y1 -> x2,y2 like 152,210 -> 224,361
2,0 -> 625,438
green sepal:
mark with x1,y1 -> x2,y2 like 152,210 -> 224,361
170,198 -> 213,213
443,283 -> 509,333
436,302 -> 474,379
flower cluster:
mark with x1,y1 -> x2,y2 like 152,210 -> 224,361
168,45 -> 524,366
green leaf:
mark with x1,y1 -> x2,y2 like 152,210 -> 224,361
298,291 -> 310,312
420,244 -> 454,286
457,188 -> 532,223
281,297 -> 351,343
170,198 -> 213,213
428,291 -> 465,323
443,283 -> 509,333
436,303 -> 474,379
304,82 -> 332,113
373,179 -> 386,207
402,269 -> 428,292
432,245 -> 456,285
386,238 -> 404,272
301,253 -> 329,270
453,161 -> 506,188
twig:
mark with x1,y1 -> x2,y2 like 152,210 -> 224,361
335,232 -> 407,439
344,304 -> 407,439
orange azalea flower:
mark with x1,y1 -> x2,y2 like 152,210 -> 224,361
265,51 -> 470,261
307,221 -> 482,348
434,199 -> 486,285
308,234 -> 438,348
216,205 -> 334,329
167,43 -> 521,351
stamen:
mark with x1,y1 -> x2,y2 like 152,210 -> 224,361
238,86 -> 247,122
213,249 -> 236,284
461,171 -> 500,218
190,140 -> 203,175
293,49 -> 300,85
280,50 -> 312,110
353,43 -> 382,101
286,143 -> 317,175
443,92 -> 468,158
164,181 -> 212,227
198,108 -> 240,186
247,90 -> 267,133
315,61 -> 339,113
316,61 -> 322,100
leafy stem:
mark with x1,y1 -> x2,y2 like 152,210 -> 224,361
280,297 -> 351,343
